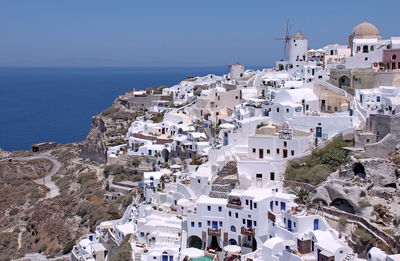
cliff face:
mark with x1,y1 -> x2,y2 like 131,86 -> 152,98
80,96 -> 145,163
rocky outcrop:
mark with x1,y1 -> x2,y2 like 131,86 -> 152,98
311,156 -> 399,223
80,95 -> 145,163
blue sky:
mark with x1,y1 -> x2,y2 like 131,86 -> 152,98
1,0 -> 400,67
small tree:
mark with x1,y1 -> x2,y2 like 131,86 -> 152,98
338,216 -> 347,227
292,188 -> 309,205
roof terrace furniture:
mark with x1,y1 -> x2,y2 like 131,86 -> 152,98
241,227 -> 255,237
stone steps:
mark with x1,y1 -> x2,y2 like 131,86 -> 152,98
209,161 -> 238,198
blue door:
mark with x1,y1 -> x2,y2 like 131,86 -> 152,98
360,94 -> 363,103
169,256 -> 173,261
314,219 -> 319,230
280,202 -> 286,211
270,201 -> 273,211
162,256 -> 168,261
287,220 -> 292,232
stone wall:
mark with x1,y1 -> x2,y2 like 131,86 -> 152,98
320,206 -> 397,248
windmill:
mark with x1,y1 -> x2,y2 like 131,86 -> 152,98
275,19 -> 291,60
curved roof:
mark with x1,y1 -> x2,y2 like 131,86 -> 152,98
351,22 -> 380,37
263,237 -> 295,249
292,31 -> 307,40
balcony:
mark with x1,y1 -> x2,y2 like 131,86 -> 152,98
241,227 -> 255,237
227,197 -> 242,209
227,202 -> 242,210
208,228 -> 221,236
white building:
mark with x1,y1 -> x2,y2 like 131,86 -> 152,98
289,32 -> 308,66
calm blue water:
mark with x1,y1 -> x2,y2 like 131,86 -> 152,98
0,66 -> 266,151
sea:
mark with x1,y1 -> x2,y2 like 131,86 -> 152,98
0,66 -> 264,151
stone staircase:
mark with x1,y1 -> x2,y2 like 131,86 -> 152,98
343,251 -> 355,261
209,161 -> 238,199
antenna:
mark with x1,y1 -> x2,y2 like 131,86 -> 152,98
275,19 -> 291,59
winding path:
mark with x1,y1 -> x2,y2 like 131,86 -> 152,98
13,152 -> 61,199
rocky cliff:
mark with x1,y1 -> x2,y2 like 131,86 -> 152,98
80,95 -> 145,163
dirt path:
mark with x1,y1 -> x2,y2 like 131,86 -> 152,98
13,152 -> 61,199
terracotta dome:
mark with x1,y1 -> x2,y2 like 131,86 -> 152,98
351,22 -> 380,36
292,31 -> 307,40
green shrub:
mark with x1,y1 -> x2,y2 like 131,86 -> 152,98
62,239 -> 76,254
104,164 -> 125,177
285,163 -> 331,185
358,199 -> 371,209
354,228 -> 372,247
110,234 -> 132,261
8,208 -> 18,216
102,107 -> 119,117
284,136 -> 351,185
78,172 -> 97,184
338,216 -> 347,227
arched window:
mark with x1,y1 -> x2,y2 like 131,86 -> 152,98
393,54 -> 397,60
230,226 -> 236,232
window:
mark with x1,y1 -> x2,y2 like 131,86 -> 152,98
235,96 -> 238,99
365,57 -> 368,61
245,199 -> 249,205
291,150 -> 294,156
256,173 -> 262,178
235,213 -> 238,218
284,218 -> 286,223
218,206 -> 222,212
356,46 -> 361,52
267,149 -> 270,154
270,172 -> 275,180
207,206 -> 211,211
140,232 -> 144,237
283,141 -> 287,147
254,203 -> 257,208
393,54 -> 397,60
242,219 -> 245,225
231,226 -> 236,232
363,45 -> 369,53
277,108 -> 280,113
191,222 -> 195,227
229,211 -> 231,217
198,222 -> 202,228
219,221 -> 223,227
370,46 -> 374,51
354,77 -> 361,85
207,221 -> 210,226
198,179 -> 200,183
252,148 -> 256,153
254,221 -> 257,226
275,201 -> 278,206
294,222 -> 296,228
286,108 -> 289,113
276,148 -> 280,154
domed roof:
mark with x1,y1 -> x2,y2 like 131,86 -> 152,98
292,31 -> 307,40
351,21 -> 380,36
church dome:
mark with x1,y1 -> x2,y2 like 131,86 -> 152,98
351,22 -> 380,36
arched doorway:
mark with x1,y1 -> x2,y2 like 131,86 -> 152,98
161,149 -> 169,163
209,236 -> 221,251
330,198 -> 355,214
353,162 -> 366,179
188,235 -> 203,249
229,239 -> 237,245
339,76 -> 350,88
